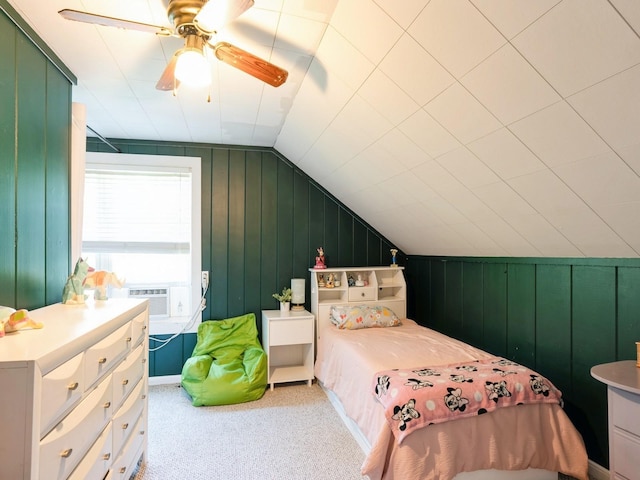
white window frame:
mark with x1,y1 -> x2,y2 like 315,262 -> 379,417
84,151 -> 202,335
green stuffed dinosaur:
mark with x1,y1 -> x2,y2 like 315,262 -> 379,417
62,257 -> 93,305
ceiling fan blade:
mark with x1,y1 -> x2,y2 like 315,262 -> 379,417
156,52 -> 180,91
59,9 -> 173,36
194,0 -> 255,34
213,42 -> 288,87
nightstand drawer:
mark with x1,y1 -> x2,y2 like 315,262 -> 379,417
348,287 -> 376,302
270,318 -> 313,346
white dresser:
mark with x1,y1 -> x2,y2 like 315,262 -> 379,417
0,298 -> 149,480
591,360 -> 640,480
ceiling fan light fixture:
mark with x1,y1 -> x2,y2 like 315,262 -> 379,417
194,0 -> 255,34
175,35 -> 211,87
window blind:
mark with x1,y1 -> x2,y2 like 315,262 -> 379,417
82,166 -> 192,254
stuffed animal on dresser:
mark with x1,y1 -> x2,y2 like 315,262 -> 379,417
83,270 -> 124,301
0,307 -> 43,338
62,257 -> 94,305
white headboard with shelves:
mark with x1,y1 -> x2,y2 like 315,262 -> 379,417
309,266 -> 406,346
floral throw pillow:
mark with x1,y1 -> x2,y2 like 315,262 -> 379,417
330,305 -> 401,330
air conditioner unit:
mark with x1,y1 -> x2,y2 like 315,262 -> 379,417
128,287 -> 169,317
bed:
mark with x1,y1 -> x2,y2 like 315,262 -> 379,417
313,303 -> 589,480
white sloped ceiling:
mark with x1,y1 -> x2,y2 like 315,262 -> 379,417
7,0 -> 640,257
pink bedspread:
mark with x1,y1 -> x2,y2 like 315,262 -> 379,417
314,319 -> 589,480
373,357 -> 563,444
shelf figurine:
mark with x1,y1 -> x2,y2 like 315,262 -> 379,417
315,247 -> 327,269
326,273 -> 335,288
390,248 -> 398,267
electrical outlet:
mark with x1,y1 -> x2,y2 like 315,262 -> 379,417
201,271 -> 209,289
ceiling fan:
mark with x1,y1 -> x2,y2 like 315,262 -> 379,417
59,0 -> 288,92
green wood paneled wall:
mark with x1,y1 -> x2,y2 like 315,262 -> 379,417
86,138 -> 402,379
406,256 -> 640,469
0,7 -> 72,310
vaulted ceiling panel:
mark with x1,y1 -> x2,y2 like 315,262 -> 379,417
460,44 -> 560,125
379,34 -> 455,107
567,64 -> 640,165
509,102 -> 611,168
7,0 -> 640,257
399,110 -> 460,158
511,0 -> 640,96
409,0 -> 506,78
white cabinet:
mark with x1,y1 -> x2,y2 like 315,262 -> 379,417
0,298 -> 149,480
591,360 -> 640,480
261,310 -> 314,391
309,266 -> 406,334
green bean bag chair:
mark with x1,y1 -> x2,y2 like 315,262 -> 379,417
181,313 -> 267,406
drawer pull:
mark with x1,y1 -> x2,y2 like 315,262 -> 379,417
122,422 -> 129,430
361,292 -> 365,297
119,467 -> 127,474
103,401 -> 111,409
142,394 -> 147,400
142,358 -> 147,364
60,448 -> 73,458
142,325 -> 147,330
139,430 -> 145,435
122,379 -> 129,386
67,381 -> 79,391
98,357 -> 107,364
103,453 -> 111,461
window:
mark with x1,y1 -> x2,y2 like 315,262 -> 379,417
82,152 -> 202,335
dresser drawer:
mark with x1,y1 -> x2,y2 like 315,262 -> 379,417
112,344 -> 145,410
40,352 -> 85,437
67,423 -> 113,480
39,375 -> 113,480
611,388 -> 640,435
112,379 -> 145,458
111,413 -> 146,480
348,286 -> 376,302
85,323 -> 132,389
270,318 -> 313,346
131,311 -> 148,347
612,427 -> 640,479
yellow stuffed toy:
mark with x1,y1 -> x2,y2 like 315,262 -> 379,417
0,306 -> 43,338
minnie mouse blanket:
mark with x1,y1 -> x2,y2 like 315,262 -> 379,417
373,357 -> 563,444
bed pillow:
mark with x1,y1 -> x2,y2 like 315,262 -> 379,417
330,305 -> 400,330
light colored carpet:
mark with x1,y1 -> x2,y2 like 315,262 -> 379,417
133,382 -> 366,480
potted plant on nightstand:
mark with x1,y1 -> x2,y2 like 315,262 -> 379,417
272,287 -> 292,314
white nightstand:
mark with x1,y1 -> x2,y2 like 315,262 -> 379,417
591,360 -> 640,480
261,310 -> 315,391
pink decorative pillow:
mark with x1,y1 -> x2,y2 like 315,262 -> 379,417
330,305 -> 401,330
